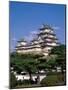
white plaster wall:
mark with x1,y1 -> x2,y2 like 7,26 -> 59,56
17,50 -> 29,53
17,50 -> 23,53
51,43 -> 57,46
46,38 -> 52,41
43,53 -> 48,56
34,41 -> 38,44
33,48 -> 42,52
21,42 -> 27,45
40,75 -> 46,81
46,43 -> 57,46
42,29 -> 53,33
45,47 -> 52,50
15,74 -> 46,81
16,75 -> 30,80
43,29 -> 51,33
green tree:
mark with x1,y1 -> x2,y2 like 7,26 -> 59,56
10,53 -> 37,81
51,44 -> 66,57
33,55 -> 47,84
50,44 -> 66,82
10,53 -> 47,84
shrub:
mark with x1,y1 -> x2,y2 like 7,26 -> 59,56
40,74 -> 64,86
47,72 -> 61,76
19,80 -> 30,85
10,72 -> 17,89
17,80 -> 23,85
17,79 -> 35,85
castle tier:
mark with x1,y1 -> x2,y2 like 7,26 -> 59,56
15,24 -> 59,56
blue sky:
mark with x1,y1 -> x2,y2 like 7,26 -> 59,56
9,1 -> 66,51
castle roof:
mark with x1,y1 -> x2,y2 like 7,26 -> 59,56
17,38 -> 27,42
38,32 -> 56,36
41,36 -> 58,40
39,24 -> 53,30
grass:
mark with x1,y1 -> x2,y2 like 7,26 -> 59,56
15,84 -> 41,89
40,73 -> 66,86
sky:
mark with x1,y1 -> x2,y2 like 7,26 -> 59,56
9,1 -> 66,52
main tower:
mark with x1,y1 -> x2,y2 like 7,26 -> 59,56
38,24 -> 59,56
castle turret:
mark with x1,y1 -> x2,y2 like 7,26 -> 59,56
15,38 -> 27,53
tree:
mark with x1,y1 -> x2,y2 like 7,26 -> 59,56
10,53 -> 37,81
50,44 -> 66,82
10,53 -> 47,84
33,55 -> 47,84
51,44 -> 66,57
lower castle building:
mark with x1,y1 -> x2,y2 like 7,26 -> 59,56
15,24 -> 59,56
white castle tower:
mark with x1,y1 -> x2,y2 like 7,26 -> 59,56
37,24 -> 59,55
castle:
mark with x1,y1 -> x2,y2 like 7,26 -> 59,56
15,24 -> 59,56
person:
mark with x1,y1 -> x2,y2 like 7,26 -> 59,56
35,77 -> 37,84
23,77 -> 24,80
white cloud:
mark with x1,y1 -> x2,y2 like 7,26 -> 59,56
30,30 -> 38,35
53,26 -> 60,30
11,38 -> 17,41
25,35 -> 33,42
25,30 -> 38,42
